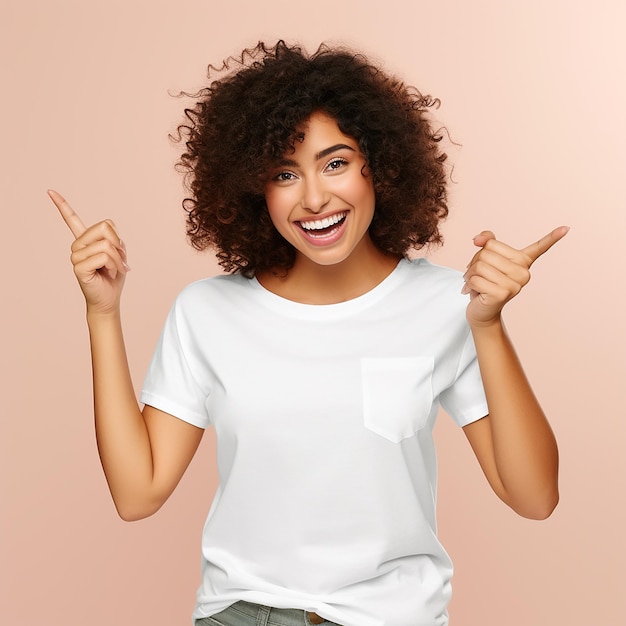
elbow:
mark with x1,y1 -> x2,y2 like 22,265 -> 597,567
113,496 -> 164,522
117,508 -> 155,522
531,490 -> 560,520
512,488 -> 559,520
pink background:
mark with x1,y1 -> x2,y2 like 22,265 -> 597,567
2,1 -> 624,624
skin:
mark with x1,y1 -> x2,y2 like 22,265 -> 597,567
259,113 -> 399,304
461,227 -> 567,519
49,190 -> 203,521
49,114 -> 567,522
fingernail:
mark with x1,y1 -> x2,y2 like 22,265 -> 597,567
461,283 -> 470,295
123,261 -> 131,271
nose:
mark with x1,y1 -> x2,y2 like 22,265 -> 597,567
300,176 -> 330,214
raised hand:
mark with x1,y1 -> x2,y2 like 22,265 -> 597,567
49,190 -> 130,315
462,226 -> 569,327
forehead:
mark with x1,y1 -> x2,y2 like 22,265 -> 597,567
291,112 -> 359,152
298,111 -> 347,136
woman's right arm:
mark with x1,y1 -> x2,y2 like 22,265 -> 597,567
50,190 -> 203,521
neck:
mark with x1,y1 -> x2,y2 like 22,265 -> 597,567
257,239 -> 401,305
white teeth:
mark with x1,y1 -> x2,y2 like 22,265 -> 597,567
300,212 -> 346,231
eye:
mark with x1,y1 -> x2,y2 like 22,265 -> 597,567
272,170 -> 297,183
324,157 -> 348,173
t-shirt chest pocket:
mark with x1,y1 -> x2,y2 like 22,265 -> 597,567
360,356 -> 435,443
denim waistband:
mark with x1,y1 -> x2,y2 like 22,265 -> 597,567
195,600 -> 338,626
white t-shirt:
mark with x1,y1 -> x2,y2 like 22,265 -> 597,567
140,258 -> 488,626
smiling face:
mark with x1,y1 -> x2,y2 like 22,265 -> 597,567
264,112 -> 377,269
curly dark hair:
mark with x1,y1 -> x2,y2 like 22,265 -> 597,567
175,40 -> 449,277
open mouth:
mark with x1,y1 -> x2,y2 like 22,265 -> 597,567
298,212 -> 347,238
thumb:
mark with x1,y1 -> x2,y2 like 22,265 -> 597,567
472,230 -> 496,248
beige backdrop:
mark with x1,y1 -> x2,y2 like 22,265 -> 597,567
2,1 -> 624,625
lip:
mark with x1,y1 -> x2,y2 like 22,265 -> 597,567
295,211 -> 348,247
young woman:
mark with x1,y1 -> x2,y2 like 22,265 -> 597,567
50,41 -> 567,626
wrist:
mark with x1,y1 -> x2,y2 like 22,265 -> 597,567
468,314 -> 506,337
86,306 -> 122,326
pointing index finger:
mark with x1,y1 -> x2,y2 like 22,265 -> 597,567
47,189 -> 87,238
521,225 -> 570,264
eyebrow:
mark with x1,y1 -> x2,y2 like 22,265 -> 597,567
316,143 -> 355,160
278,143 -> 355,167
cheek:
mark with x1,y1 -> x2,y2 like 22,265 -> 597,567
264,189 -> 284,216
264,190 -> 293,234
338,174 -> 375,207
354,182 -> 376,214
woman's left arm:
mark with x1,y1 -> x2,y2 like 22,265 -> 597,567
461,226 -> 569,520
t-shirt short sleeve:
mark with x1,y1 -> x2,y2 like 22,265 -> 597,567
439,330 -> 489,427
140,296 -> 211,429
